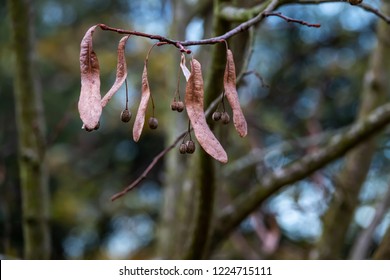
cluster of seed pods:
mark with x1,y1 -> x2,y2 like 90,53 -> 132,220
78,25 -> 247,163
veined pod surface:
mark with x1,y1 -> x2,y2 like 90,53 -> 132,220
78,25 -> 102,131
185,59 -> 228,163
224,49 -> 247,137
101,35 -> 129,107
133,62 -> 151,142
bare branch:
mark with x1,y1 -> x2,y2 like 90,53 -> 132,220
264,11 -> 321,27
111,94 -> 222,201
99,0 -> 280,53
290,0 -> 390,24
110,131 -> 186,201
349,183 -> 390,259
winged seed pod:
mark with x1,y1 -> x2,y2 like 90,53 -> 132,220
180,53 -> 191,82
78,25 -> 102,131
101,35 -> 130,107
224,49 -> 248,137
133,62 -> 151,142
185,59 -> 228,163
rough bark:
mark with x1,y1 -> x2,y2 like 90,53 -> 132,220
7,0 -> 51,259
316,1 -> 390,259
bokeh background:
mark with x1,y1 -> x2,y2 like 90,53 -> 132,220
1,0 -> 390,259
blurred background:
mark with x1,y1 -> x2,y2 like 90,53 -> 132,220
1,0 -> 389,259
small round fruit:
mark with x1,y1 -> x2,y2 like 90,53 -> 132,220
94,121 -> 100,130
186,140 -> 196,154
212,111 -> 221,121
120,109 -> 131,123
148,117 -> 158,129
176,101 -> 184,112
221,112 -> 230,124
179,143 -> 187,154
171,101 -> 178,111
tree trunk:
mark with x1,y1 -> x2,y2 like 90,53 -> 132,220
316,1 -> 390,259
7,0 -> 51,259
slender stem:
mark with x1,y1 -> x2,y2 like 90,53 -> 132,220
125,78 -> 129,110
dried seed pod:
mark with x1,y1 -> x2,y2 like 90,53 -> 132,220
133,62 -> 151,141
78,25 -> 102,131
224,49 -> 247,137
185,140 -> 196,154
176,101 -> 184,112
171,101 -> 178,111
212,111 -> 222,121
180,53 -> 191,82
120,109 -> 131,122
179,143 -> 187,154
185,59 -> 228,163
148,117 -> 158,129
221,112 -> 230,124
101,35 -> 130,107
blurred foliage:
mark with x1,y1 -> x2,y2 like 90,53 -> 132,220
1,0 -> 389,259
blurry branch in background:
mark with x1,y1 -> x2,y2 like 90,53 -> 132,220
7,0 -> 51,259
208,101 -> 390,254
220,0 -> 390,24
223,127 -> 344,176
373,218 -> 390,259
111,94 -> 222,201
263,12 -> 321,27
349,184 -> 390,259
317,0 -> 389,259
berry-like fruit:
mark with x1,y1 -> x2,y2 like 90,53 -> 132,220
94,121 -> 100,130
171,101 -> 178,111
148,117 -> 158,129
176,101 -> 184,112
221,112 -> 230,124
212,111 -> 221,121
179,143 -> 187,154
120,109 -> 132,123
186,140 -> 196,154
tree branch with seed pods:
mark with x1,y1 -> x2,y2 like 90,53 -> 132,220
78,1 -> 390,199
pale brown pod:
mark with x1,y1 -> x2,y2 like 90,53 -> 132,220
185,59 -> 228,163
180,53 -> 191,82
224,49 -> 248,137
78,25 -> 102,131
133,62 -> 151,142
101,35 -> 130,107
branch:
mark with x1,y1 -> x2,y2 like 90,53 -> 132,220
290,0 -> 390,24
110,131 -> 186,201
110,93 -> 222,201
209,102 -> 390,253
99,0 -> 280,53
264,12 -> 321,27
349,183 -> 390,259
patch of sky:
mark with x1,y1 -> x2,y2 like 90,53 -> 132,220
123,0 -> 171,35
63,227 -> 99,259
355,205 -> 376,228
293,87 -> 321,120
185,18 -> 204,53
106,214 -> 154,259
269,185 -> 323,241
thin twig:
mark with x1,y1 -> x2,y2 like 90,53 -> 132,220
264,11 -> 321,27
292,0 -> 390,24
111,94 -> 221,201
99,0 -> 280,53
110,131 -> 186,201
